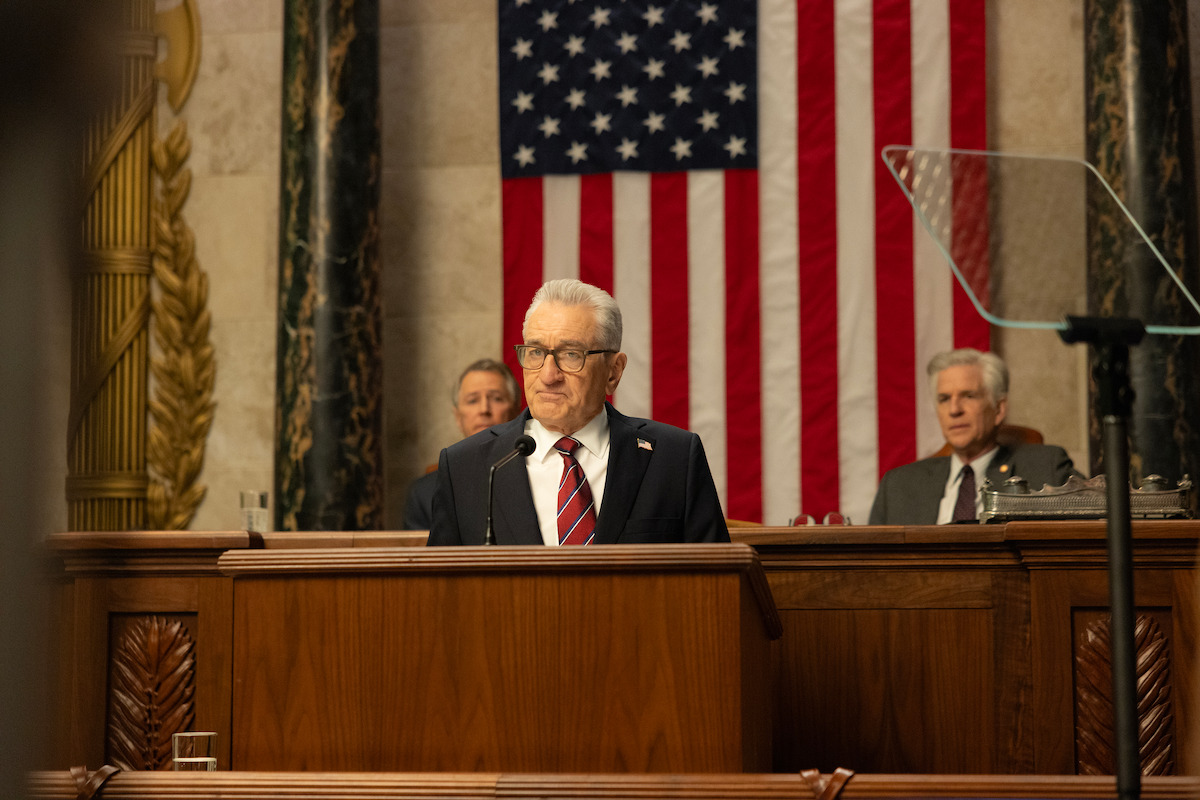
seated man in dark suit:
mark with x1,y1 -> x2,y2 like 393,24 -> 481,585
869,348 -> 1082,525
402,359 -> 520,529
428,278 -> 729,546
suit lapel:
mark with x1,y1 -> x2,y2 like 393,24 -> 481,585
916,458 -> 952,524
592,404 -> 652,544
488,413 -> 542,545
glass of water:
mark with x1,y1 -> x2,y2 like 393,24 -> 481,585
172,731 -> 217,771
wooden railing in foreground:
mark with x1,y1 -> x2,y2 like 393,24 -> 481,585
25,770 -> 1200,800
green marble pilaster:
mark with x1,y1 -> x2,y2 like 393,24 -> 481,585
1085,0 -> 1200,493
276,0 -> 383,530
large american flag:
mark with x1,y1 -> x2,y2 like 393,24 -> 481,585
498,0 -> 988,525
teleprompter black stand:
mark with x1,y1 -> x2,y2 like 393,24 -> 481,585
1059,314 -> 1146,800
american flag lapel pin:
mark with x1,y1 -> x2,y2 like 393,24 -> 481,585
637,438 -> 653,452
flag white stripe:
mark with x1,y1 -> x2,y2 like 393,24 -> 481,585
834,0 -> 880,523
910,0 -> 955,457
687,171 -> 728,507
757,0 -> 801,524
543,176 -> 581,281
612,172 -> 652,418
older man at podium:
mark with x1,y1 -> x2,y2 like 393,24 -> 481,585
428,279 -> 729,546
869,348 -> 1081,525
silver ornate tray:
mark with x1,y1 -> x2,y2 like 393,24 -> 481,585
981,474 -> 1193,522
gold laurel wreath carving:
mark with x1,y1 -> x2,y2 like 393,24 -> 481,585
147,120 -> 216,530
107,616 -> 197,770
1075,615 -> 1174,775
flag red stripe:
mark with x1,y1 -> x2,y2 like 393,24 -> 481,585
649,172 -> 690,429
502,177 -> 546,389
796,0 -> 839,517
723,169 -> 763,521
949,0 -> 990,350
579,173 -> 615,291
872,0 -> 916,474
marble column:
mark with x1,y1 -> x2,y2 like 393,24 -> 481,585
276,0 -> 383,530
1085,0 -> 1200,493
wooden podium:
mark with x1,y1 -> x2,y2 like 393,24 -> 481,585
218,543 -> 781,773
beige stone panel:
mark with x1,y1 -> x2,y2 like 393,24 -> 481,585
381,0 -> 493,26
165,29 -> 282,177
989,0 -> 1085,156
381,19 -> 498,168
190,316 -> 276,531
988,0 -> 1089,472
381,163 -> 502,315
184,173 -> 278,318
191,0 -> 283,34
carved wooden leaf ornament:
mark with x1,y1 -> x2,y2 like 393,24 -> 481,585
107,616 -> 196,770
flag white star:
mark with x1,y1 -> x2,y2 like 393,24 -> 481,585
697,55 -> 720,78
511,91 -> 535,113
511,38 -> 533,60
697,109 -> 719,131
724,81 -> 747,103
697,3 -> 719,24
514,145 -> 536,166
537,10 -> 558,32
537,62 -> 560,85
643,58 -> 666,80
566,141 -> 589,163
724,28 -> 746,50
617,138 -> 639,161
590,111 -> 612,134
515,0 -> 532,5
616,84 -> 639,107
670,83 -> 693,106
589,58 -> 612,81
670,137 -> 693,160
538,115 -> 561,138
723,135 -> 747,158
564,35 -> 586,57
616,31 -> 639,54
589,6 -> 612,27
669,30 -> 692,53
565,87 -> 587,109
643,5 -> 665,27
643,110 -> 666,133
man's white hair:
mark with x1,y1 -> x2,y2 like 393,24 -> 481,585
522,278 -> 623,351
926,347 -> 1008,405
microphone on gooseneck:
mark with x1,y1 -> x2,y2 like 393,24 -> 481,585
484,435 -> 536,545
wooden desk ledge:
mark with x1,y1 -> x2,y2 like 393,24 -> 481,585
26,770 -> 1200,800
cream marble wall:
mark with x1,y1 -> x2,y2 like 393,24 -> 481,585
159,1 -> 283,530
150,0 -> 1091,532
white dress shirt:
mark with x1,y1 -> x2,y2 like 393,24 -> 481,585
524,412 -> 611,545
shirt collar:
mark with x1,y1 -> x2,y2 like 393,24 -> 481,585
526,409 -> 610,463
950,445 -> 999,484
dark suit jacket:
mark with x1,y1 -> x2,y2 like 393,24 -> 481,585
402,470 -> 437,530
427,403 -> 730,545
868,443 -> 1081,526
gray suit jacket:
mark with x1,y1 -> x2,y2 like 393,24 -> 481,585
868,443 -> 1081,525
427,403 -> 730,545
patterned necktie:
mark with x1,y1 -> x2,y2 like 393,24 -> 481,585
555,437 -> 596,545
953,464 -> 977,522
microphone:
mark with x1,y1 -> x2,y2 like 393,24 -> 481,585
485,435 -> 536,545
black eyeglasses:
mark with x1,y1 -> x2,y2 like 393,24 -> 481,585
512,345 -> 616,373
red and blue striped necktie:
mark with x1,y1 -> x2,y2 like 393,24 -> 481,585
555,437 -> 596,545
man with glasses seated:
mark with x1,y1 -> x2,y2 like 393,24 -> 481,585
427,278 -> 730,546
